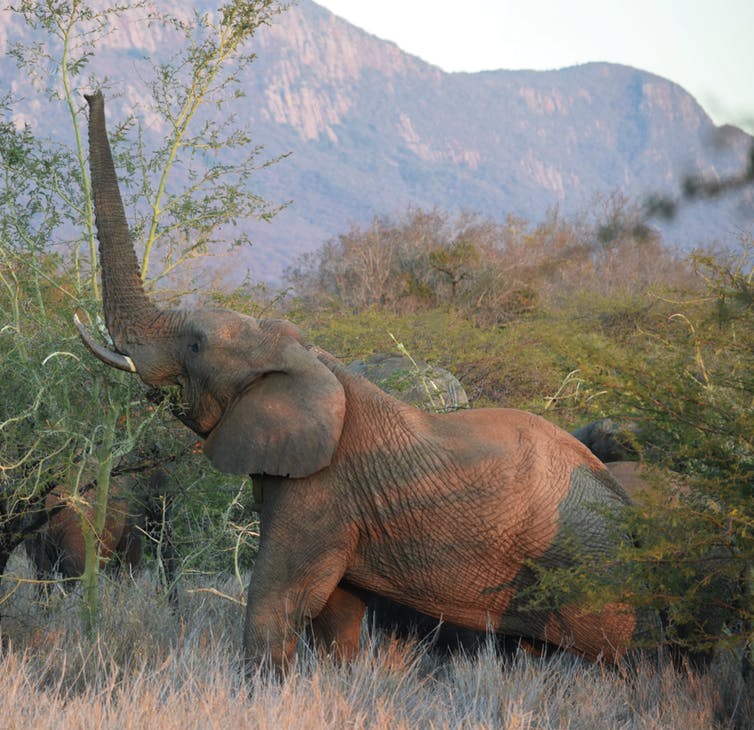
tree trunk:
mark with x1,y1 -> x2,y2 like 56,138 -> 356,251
80,394 -> 119,636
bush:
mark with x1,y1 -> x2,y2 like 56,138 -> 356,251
285,202 -> 692,329
547,241 -> 754,659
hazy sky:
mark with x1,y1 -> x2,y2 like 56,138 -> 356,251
315,0 -> 754,134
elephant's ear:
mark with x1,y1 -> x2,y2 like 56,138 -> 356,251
203,339 -> 346,478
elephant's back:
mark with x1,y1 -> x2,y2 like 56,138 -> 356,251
432,407 -> 611,500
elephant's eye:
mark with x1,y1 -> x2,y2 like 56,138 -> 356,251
189,341 -> 201,354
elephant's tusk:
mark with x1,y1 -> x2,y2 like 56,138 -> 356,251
73,313 -> 137,373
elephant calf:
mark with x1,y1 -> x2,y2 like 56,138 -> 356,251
27,483 -> 135,584
26,466 -> 176,600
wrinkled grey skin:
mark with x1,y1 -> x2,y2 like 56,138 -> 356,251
351,357 -> 554,656
77,92 -> 655,671
351,384 -> 621,654
347,355 -> 477,652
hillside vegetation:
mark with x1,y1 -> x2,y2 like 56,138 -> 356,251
2,1 -> 752,282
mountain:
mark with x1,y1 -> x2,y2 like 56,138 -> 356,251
3,0 -> 752,285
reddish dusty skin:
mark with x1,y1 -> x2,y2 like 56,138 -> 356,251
34,483 -> 140,578
243,369 -> 635,666
81,90 -> 648,671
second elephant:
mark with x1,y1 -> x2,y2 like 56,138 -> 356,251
26,464 -> 177,601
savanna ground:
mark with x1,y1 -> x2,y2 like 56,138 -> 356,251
1,549 -> 751,730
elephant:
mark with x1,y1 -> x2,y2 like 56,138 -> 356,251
26,480 -> 140,586
25,460 -> 177,602
74,91 -> 659,671
570,418 -> 640,463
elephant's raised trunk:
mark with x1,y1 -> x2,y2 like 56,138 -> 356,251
85,91 -> 162,352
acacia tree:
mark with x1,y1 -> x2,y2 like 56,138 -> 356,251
0,114 -> 108,612
1,0 -> 283,633
626,246 -> 754,659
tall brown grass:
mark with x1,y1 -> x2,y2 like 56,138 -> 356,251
1,551 -> 750,729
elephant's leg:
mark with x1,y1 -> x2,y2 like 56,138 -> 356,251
309,584 -> 367,660
242,552 -> 350,672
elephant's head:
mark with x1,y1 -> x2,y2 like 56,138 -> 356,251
76,92 -> 346,478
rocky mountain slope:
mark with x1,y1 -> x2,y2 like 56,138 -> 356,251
3,0 -> 752,284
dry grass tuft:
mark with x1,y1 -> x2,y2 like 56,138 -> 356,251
1,550 -> 751,729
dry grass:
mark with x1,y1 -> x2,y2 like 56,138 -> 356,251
1,551 -> 751,729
